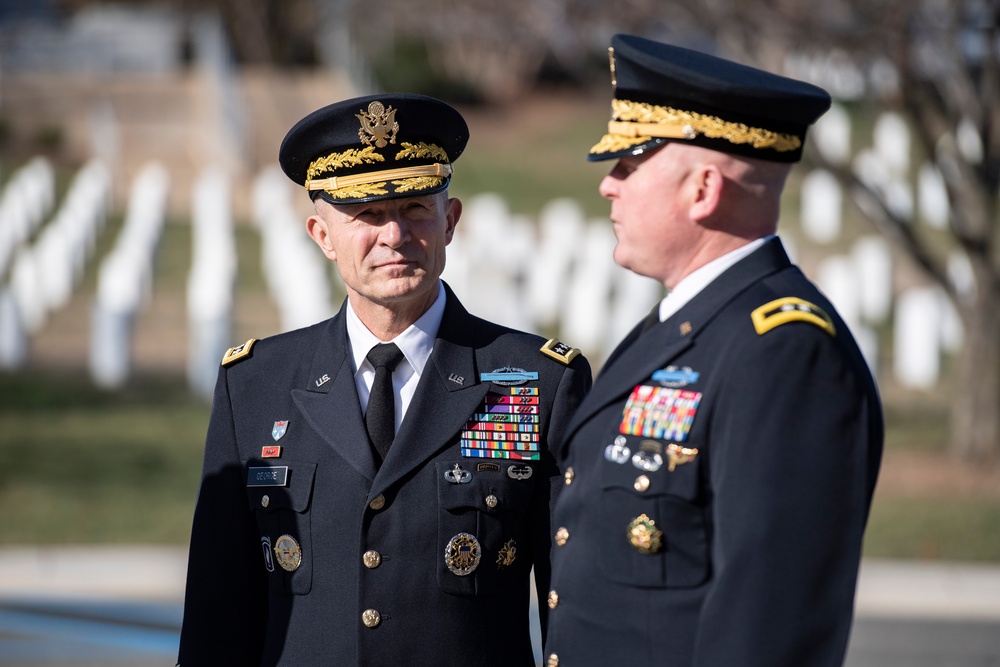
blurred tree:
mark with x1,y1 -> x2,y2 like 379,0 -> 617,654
52,0 -> 318,65
358,0 -> 1000,462
681,0 -> 999,463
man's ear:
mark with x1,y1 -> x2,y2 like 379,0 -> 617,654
306,214 -> 337,261
689,163 -> 724,222
444,197 -> 462,245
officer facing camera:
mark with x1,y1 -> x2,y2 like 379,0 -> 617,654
178,93 -> 591,666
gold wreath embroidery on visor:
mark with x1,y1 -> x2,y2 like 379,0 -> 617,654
610,99 -> 802,152
357,101 -> 399,148
392,176 -> 446,193
590,133 -> 651,155
395,142 -> 449,162
305,146 -> 384,189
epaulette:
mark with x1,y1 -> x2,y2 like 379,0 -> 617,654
751,298 -> 835,337
540,338 -> 582,365
221,338 -> 258,367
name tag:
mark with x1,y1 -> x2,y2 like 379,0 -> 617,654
247,466 -> 289,487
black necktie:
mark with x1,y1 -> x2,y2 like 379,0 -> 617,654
365,343 -> 405,463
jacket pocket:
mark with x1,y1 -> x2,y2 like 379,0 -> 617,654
436,460 -> 535,596
597,447 -> 709,588
246,459 -> 317,595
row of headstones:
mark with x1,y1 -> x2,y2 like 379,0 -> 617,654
0,158 -> 110,367
804,106 -> 954,244
443,194 -> 962,390
90,162 -> 241,401
0,158 -> 964,394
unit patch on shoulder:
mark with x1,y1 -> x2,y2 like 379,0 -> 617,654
540,338 -> 581,365
751,298 -> 835,337
221,338 -> 258,367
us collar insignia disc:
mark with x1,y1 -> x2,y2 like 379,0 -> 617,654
272,420 -> 289,441
496,539 -> 517,569
627,514 -> 663,555
274,534 -> 302,572
445,532 -> 481,576
480,366 -> 539,386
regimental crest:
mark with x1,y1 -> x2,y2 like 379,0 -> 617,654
445,532 -> 482,576
627,514 -> 663,555
357,101 -> 399,148
272,420 -> 288,441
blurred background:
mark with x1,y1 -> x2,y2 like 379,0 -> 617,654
0,0 -> 998,665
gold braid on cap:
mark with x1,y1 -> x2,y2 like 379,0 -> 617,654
590,99 -> 802,154
305,142 -> 453,198
307,163 -> 452,195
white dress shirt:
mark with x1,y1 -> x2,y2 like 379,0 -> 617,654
658,236 -> 771,322
346,281 -> 446,435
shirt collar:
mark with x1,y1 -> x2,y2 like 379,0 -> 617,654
346,281 -> 446,376
658,236 -> 771,322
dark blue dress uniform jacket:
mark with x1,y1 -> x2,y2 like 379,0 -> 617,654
545,238 -> 883,667
177,284 -> 591,666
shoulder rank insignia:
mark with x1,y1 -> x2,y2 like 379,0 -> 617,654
222,338 -> 258,367
540,338 -> 581,365
751,298 -> 835,337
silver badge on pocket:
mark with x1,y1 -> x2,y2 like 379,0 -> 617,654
444,463 -> 472,484
445,532 -> 481,576
605,435 -> 630,464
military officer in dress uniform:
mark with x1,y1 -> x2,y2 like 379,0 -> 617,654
177,93 -> 591,666
544,35 -> 883,666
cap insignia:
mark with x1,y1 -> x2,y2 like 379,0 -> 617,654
357,101 -> 399,148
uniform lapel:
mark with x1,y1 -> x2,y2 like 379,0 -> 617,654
371,288 -> 489,497
291,305 -> 379,483
564,237 -> 793,441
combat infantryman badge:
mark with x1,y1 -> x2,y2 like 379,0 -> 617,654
445,532 -> 482,576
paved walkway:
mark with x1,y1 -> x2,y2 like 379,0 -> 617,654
1,548 -> 999,665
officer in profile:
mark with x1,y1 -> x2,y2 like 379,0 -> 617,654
544,35 -> 883,666
177,93 -> 591,665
